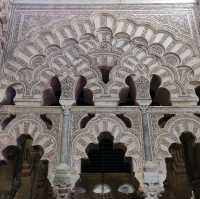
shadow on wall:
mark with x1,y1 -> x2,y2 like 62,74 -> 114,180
119,75 -> 139,106
0,86 -> 16,129
75,76 -> 94,106
40,75 -> 62,130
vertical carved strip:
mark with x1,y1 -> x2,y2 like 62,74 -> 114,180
63,107 -> 71,165
140,106 -> 153,161
0,0 -> 8,63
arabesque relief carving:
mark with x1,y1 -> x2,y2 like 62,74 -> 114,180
1,2 -> 200,198
2,13 -> 200,104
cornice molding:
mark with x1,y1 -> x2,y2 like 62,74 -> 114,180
10,0 -> 197,5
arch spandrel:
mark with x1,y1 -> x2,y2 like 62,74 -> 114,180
1,13 -> 200,104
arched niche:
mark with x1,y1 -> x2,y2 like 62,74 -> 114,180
0,113 -> 61,180
71,114 -> 143,175
81,131 -> 133,173
153,114 -> 200,183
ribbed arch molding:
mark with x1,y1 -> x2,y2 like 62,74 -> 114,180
3,13 -> 200,103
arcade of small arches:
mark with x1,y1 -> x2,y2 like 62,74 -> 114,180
1,85 -> 200,198
1,119 -> 200,199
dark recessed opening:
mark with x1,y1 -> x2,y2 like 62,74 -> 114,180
98,66 -> 112,84
150,74 -> 161,102
50,75 -> 61,103
0,86 -> 17,129
119,75 -> 138,106
42,75 -> 61,106
75,76 -> 94,106
116,114 -> 132,128
158,114 -> 175,128
80,114 -> 95,128
81,132 -> 132,173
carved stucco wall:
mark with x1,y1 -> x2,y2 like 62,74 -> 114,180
70,107 -> 143,176
68,106 -> 200,185
1,3 -> 200,105
1,2 -> 200,194
149,107 -> 200,183
0,0 -> 9,66
1,105 -> 200,185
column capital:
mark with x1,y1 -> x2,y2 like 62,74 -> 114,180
140,105 -> 150,113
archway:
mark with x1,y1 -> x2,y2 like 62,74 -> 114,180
153,114 -> 200,184
160,131 -> 200,199
71,114 -> 143,175
72,132 -> 145,199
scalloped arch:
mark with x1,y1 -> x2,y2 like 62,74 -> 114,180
3,13 -> 200,101
71,114 -> 143,173
153,114 -> 200,182
0,115 -> 57,164
154,115 -> 200,160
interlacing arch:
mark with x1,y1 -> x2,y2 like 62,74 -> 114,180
3,13 -> 200,102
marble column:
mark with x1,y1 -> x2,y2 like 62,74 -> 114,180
61,106 -> 71,164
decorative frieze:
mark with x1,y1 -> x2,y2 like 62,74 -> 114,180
0,5 -> 199,105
